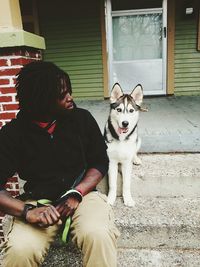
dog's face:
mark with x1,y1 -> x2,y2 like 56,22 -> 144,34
109,83 -> 143,135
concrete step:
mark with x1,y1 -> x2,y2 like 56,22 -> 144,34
97,153 -> 200,198
42,241 -> 82,267
42,246 -> 200,267
42,197 -> 200,266
118,248 -> 200,267
115,197 -> 200,250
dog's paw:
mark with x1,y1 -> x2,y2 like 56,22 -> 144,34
123,197 -> 135,207
133,157 -> 142,165
107,194 -> 116,206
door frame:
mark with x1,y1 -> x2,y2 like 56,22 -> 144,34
105,0 -> 168,95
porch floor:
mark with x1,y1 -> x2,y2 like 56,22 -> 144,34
76,95 -> 200,153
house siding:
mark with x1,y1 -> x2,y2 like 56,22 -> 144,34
38,1 -> 104,99
175,15 -> 200,95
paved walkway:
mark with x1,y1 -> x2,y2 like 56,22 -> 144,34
76,95 -> 200,153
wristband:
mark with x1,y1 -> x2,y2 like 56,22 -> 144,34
66,189 -> 83,202
54,189 -> 83,206
21,203 -> 36,221
75,188 -> 83,196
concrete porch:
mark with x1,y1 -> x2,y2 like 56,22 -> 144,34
42,95 -> 200,267
76,95 -> 200,153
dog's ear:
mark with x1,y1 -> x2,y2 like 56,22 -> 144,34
130,84 -> 143,106
110,83 -> 123,103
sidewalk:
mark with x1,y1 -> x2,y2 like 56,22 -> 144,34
76,95 -> 200,153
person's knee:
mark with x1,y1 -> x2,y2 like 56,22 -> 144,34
3,243 -> 43,267
4,231 -> 47,266
86,228 -> 109,244
6,242 -> 43,266
73,225 -> 111,248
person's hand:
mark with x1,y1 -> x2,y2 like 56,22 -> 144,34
26,205 -> 61,227
56,196 -> 80,219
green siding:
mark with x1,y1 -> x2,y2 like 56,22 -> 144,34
38,1 -> 104,99
175,15 -> 200,95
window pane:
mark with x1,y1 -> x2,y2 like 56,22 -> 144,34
113,14 -> 162,60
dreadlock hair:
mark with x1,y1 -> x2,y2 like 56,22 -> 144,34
16,61 -> 72,119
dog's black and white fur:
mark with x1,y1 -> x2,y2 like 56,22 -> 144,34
104,83 -> 143,206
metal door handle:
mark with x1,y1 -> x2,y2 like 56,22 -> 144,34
163,27 -> 167,38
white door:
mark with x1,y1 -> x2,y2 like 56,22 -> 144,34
106,0 -> 167,95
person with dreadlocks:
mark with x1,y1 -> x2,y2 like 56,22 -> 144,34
0,61 -> 120,267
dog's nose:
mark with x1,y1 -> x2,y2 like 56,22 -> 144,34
122,121 -> 129,127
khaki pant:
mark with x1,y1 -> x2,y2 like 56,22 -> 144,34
1,192 -> 120,267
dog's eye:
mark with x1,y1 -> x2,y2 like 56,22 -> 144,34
129,109 -> 134,113
116,108 -> 122,112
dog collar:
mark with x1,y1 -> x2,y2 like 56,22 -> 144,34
107,118 -> 119,140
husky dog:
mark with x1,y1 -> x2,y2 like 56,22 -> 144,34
104,83 -> 143,207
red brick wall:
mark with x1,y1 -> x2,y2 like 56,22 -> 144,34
0,47 -> 42,126
0,46 -> 42,242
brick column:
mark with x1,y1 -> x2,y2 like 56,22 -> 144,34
0,46 -> 42,126
0,46 -> 42,242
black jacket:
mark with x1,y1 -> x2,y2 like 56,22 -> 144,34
0,107 -> 108,200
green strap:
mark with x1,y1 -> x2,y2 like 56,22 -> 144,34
61,217 -> 71,243
37,199 -> 52,206
37,198 -> 71,244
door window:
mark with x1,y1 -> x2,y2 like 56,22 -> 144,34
106,0 -> 167,95
113,13 -> 162,61
111,10 -> 164,94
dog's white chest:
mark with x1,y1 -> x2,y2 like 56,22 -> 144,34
107,139 -> 135,162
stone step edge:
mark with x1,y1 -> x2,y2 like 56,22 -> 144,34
41,244 -> 200,267
117,248 -> 200,267
114,197 -> 200,249
113,197 -> 200,227
118,247 -> 200,253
